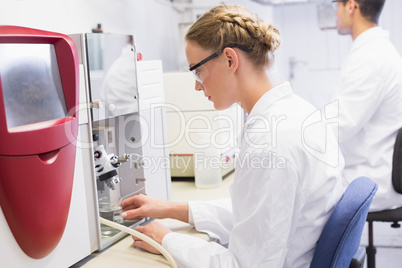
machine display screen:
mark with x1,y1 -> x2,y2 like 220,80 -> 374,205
0,43 -> 67,129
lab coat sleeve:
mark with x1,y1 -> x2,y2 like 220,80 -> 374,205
163,232 -> 238,268
189,198 -> 233,245
328,53 -> 384,143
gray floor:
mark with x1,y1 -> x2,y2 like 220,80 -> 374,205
366,247 -> 402,268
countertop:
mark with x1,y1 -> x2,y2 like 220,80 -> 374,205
73,172 -> 234,268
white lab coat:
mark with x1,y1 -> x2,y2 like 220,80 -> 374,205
163,82 -> 344,267
330,27 -> 402,212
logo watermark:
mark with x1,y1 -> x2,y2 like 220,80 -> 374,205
63,99 -> 341,170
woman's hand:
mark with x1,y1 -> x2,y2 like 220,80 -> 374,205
132,221 -> 172,254
121,194 -> 169,220
121,194 -> 189,223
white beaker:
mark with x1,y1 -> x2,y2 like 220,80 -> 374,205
193,132 -> 222,188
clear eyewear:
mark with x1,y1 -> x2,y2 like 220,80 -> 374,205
190,65 -> 210,84
188,44 -> 252,84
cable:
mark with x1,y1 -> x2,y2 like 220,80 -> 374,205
99,217 -> 178,268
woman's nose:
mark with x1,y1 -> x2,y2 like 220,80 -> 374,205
195,80 -> 203,91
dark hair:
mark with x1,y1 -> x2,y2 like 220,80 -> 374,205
356,0 -> 386,24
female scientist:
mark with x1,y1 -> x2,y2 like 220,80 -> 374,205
121,4 -> 344,267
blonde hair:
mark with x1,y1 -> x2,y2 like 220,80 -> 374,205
185,5 -> 281,68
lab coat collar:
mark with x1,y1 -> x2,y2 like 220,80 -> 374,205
246,81 -> 292,124
352,27 -> 389,52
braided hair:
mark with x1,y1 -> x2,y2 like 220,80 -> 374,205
185,5 -> 280,68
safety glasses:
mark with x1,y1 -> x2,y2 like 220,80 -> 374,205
188,44 -> 252,84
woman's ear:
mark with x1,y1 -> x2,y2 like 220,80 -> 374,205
223,47 -> 239,73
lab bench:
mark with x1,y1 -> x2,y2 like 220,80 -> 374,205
72,173 -> 234,268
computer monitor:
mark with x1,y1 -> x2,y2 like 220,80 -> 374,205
0,26 -> 79,156
0,43 -> 67,129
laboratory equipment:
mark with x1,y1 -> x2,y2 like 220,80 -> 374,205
69,32 -> 147,249
136,60 -> 172,200
0,26 -> 92,267
0,27 -> 171,266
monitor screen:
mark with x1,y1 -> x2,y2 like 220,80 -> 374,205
0,43 -> 67,129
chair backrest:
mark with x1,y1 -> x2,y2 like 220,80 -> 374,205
392,128 -> 402,194
310,176 -> 378,268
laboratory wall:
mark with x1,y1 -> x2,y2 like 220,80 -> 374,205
0,0 -> 181,71
0,0 -> 272,72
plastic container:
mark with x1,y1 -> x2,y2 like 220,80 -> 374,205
193,132 -> 222,188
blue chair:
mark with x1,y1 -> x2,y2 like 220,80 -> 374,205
366,127 -> 402,268
310,176 -> 378,268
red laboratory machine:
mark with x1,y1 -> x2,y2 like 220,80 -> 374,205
0,26 -> 79,259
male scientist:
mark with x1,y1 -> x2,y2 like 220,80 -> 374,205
331,0 -> 402,211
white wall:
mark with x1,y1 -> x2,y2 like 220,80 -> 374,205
0,0 -> 181,71
0,0 -> 274,72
